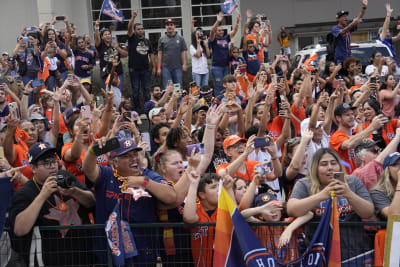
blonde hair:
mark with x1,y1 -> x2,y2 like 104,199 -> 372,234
308,148 -> 346,195
372,167 -> 396,198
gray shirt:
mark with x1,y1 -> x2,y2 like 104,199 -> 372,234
290,176 -> 372,221
370,189 -> 392,219
158,32 -> 187,69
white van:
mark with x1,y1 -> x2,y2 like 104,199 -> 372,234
293,41 -> 393,70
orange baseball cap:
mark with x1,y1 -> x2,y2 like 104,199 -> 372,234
223,135 -> 246,151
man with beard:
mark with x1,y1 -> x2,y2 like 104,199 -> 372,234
9,142 -> 95,266
329,103 -> 386,174
144,85 -> 171,116
128,10 -> 156,113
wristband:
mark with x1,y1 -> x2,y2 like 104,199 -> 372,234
142,176 -> 150,189
206,124 -> 216,129
88,146 -> 96,155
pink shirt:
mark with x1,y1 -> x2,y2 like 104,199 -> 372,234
351,160 -> 383,191
379,89 -> 400,118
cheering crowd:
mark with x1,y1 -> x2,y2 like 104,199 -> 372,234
1,0 -> 400,266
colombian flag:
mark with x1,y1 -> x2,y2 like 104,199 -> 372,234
328,197 -> 341,267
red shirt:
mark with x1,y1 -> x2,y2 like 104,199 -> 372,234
354,119 -> 399,146
329,130 -> 356,173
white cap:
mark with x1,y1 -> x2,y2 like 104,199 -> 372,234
300,118 -> 325,133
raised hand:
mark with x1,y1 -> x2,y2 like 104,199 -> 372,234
361,0 -> 368,7
216,12 -> 224,22
205,104 -> 224,125
301,128 -> 314,142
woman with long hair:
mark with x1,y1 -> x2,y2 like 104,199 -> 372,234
287,148 -> 374,260
379,74 -> 400,117
370,152 -> 400,220
190,30 -> 210,87
365,51 -> 389,77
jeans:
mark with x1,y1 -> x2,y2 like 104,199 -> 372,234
129,69 -> 151,112
161,67 -> 182,90
211,65 -> 229,96
192,72 -> 209,88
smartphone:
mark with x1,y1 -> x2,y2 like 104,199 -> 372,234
31,79 -> 44,88
271,74 -> 277,84
261,21 -> 266,28
278,76 -> 285,84
80,105 -> 92,119
190,81 -> 199,96
370,77 -> 377,84
49,25 -> 55,30
8,102 -> 20,120
332,79 -> 343,88
275,89 -> 282,111
95,95 -> 104,107
91,137 -> 120,156
397,20 -> 400,30
67,73 -> 74,81
254,137 -> 270,148
56,16 -> 65,21
167,80 -> 173,87
239,67 -> 246,73
187,143 -> 205,156
333,172 -> 345,182
261,16 -> 267,21
141,132 -> 151,152
265,19 -> 270,24
254,162 -> 273,176
0,147 -> 4,158
22,37 -> 30,42
112,36 -> 117,43
25,27 -> 35,32
173,83 -> 181,92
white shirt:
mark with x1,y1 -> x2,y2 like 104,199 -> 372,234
304,130 -> 330,169
190,45 -> 209,74
365,64 -> 388,77
47,56 -> 59,71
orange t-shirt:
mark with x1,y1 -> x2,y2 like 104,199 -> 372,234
354,119 -> 398,146
246,34 -> 264,62
329,130 -> 356,173
216,160 -> 261,183
189,203 -> 217,267
61,142 -> 108,184
12,143 -> 33,191
290,103 -> 306,136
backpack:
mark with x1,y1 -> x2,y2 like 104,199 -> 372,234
326,32 -> 336,61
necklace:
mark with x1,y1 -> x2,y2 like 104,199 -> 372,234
33,177 -> 67,211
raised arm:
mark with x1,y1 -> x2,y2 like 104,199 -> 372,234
128,10 -> 137,37
286,129 -> 313,180
209,12 -> 224,42
97,89 -> 114,138
225,136 -> 255,177
229,13 -> 241,40
4,119 -> 18,165
379,3 -> 393,41
94,19 -> 101,48
183,170 -> 200,223
338,0 -> 368,35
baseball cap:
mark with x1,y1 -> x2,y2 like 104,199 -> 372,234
165,18 -> 176,25
354,138 -> 376,154
149,107 -> 165,120
223,135 -> 246,151
80,78 -> 91,85
27,142 -> 57,164
64,107 -> 80,120
192,105 -> 209,113
2,52 -> 8,56
28,113 -> 46,122
336,10 -> 349,19
383,152 -> 400,169
200,86 -> 213,97
300,118 -> 325,133
254,192 -> 281,207
110,138 -> 142,158
334,103 -> 356,117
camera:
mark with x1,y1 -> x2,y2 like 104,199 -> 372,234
56,170 -> 76,188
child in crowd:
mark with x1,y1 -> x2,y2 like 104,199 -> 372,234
229,44 -> 246,74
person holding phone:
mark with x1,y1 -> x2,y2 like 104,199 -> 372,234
287,147 -> 374,261
379,74 -> 400,117
190,30 -> 210,88
70,36 -> 95,81
377,3 -> 400,68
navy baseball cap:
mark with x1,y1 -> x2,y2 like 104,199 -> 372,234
64,107 -> 80,120
254,192 -> 280,207
27,142 -> 57,164
383,152 -> 400,169
110,138 -> 142,158
336,10 -> 349,19
334,103 -> 356,117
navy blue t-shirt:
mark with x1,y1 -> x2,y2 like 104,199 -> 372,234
209,35 -> 230,67
73,49 -> 95,78
332,25 -> 356,63
243,49 -> 260,75
229,56 -> 246,74
0,105 -> 9,124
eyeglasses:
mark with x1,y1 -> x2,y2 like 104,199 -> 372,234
38,159 -> 58,169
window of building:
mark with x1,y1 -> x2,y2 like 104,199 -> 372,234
191,0 -> 232,29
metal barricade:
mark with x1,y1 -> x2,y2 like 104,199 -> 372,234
1,221 -> 387,267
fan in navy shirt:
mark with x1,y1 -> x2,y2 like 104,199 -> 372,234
243,40 -> 260,76
83,137 -> 177,265
72,36 -> 95,79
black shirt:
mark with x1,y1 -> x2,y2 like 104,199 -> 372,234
128,34 -> 153,71
96,41 -> 123,78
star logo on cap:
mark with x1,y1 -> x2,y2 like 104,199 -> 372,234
262,194 -> 270,202
38,143 -> 47,150
123,140 -> 132,149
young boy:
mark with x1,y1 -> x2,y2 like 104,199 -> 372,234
183,173 -> 219,267
213,74 -> 246,108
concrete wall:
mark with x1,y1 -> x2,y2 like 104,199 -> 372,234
0,0 -> 40,53
240,0 -> 400,56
